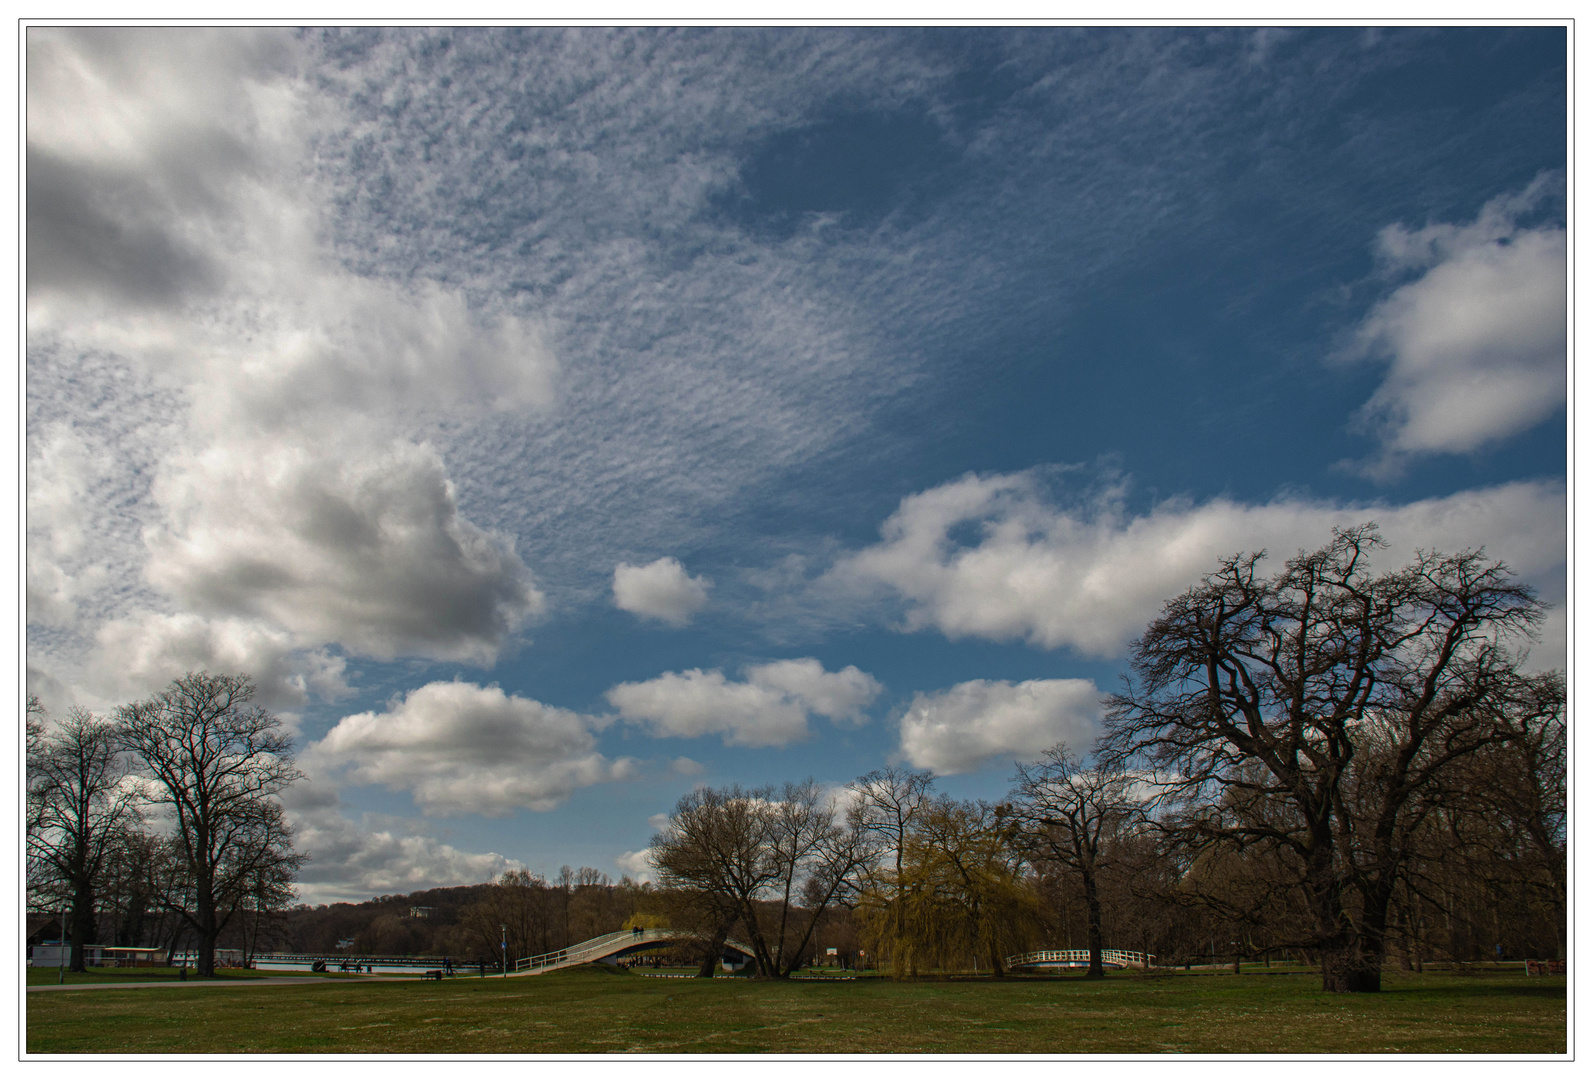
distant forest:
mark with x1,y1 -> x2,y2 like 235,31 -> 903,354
253,869 -> 659,963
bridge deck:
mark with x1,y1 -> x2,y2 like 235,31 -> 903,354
516,929 -> 754,976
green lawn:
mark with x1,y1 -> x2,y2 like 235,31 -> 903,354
26,965 -> 1566,1054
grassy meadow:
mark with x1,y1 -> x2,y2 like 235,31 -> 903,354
26,964 -> 1566,1055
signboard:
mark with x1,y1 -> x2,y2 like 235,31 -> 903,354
826,947 -> 837,956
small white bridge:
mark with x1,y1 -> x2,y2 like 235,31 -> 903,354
515,928 -> 754,975
1005,949 -> 1155,971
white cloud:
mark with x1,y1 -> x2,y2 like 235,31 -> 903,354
606,658 -> 882,747
281,778 -> 523,905
26,423 -> 113,628
614,849 -> 655,882
309,681 -> 635,816
26,29 -> 557,701
1351,179 -> 1565,469
833,471 -> 1565,663
92,612 -> 351,711
606,668 -> 810,747
613,557 -> 712,626
144,437 -> 542,666
742,658 -> 881,724
899,678 -> 1102,776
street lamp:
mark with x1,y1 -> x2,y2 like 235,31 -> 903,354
501,924 -> 507,977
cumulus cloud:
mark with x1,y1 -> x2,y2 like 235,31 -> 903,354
899,678 -> 1102,776
832,471 -> 1565,662
614,849 -> 655,882
606,658 -> 882,747
309,681 -> 635,816
282,778 -> 522,905
144,438 -> 542,665
612,557 -> 712,626
1350,179 -> 1565,470
742,658 -> 880,723
93,612 -> 350,711
26,29 -> 558,703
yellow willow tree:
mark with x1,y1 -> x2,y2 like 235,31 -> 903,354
891,797 -> 1042,976
849,766 -> 935,979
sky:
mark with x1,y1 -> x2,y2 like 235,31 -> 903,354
24,25 -> 1567,905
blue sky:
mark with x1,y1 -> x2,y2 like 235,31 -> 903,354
26,26 -> 1567,902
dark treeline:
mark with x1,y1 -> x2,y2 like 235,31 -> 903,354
267,867 -> 649,963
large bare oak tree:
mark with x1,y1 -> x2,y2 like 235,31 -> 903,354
1102,525 -> 1557,992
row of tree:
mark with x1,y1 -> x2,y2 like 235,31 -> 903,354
27,673 -> 303,977
649,528 -> 1565,993
26,528 -> 1564,994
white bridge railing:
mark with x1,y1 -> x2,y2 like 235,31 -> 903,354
516,927 -> 683,974
1006,948 -> 1155,970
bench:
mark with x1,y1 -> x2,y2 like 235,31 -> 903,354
425,969 -> 444,980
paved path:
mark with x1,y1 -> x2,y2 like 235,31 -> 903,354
28,975 -> 440,992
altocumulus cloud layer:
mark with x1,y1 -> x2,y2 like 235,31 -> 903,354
26,27 -> 1564,900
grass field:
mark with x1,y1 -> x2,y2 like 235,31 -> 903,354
26,965 -> 1566,1055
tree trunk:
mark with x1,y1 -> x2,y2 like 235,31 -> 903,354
693,931 -> 726,978
196,886 -> 218,977
1082,870 -> 1105,980
70,881 -> 96,973
1305,841 -> 1385,992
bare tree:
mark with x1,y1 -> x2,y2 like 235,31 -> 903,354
1011,744 -> 1137,978
462,870 -> 558,967
27,706 -> 143,971
651,780 -> 869,978
117,673 -> 303,977
849,766 -> 934,978
1102,526 -> 1551,992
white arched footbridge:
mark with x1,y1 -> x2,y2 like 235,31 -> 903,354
515,928 -> 755,975
1005,949 -> 1155,971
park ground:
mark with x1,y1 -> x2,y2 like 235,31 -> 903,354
26,964 -> 1566,1055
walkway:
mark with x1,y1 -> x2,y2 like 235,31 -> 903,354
27,976 -> 371,992
515,928 -> 755,975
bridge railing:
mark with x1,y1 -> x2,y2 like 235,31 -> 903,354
515,928 -> 760,974
1005,948 -> 1155,970
517,928 -> 677,973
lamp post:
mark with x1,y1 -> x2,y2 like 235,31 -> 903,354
501,924 -> 507,977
